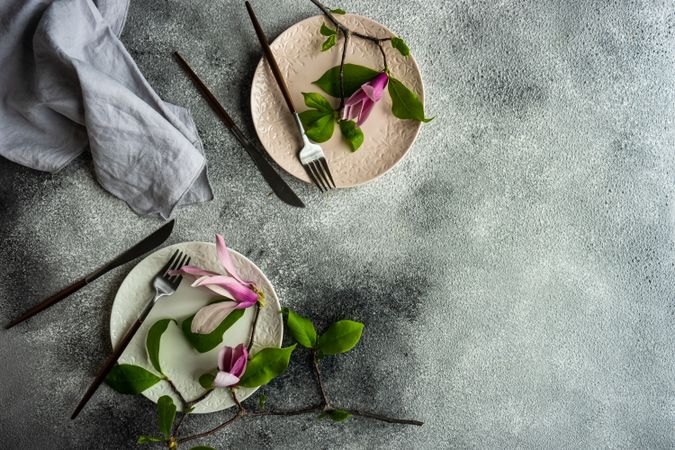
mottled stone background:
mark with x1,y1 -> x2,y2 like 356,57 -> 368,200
2,0 -> 675,448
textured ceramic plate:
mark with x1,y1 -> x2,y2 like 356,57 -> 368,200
110,242 -> 283,413
250,14 -> 424,187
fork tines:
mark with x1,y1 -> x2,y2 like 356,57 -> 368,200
304,157 -> 336,192
161,249 -> 190,288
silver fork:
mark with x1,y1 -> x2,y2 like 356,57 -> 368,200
71,249 -> 190,419
246,1 -> 337,192
293,113 -> 337,192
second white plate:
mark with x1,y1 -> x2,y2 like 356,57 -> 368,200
109,241 -> 283,413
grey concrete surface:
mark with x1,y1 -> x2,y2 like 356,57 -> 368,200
2,0 -> 675,448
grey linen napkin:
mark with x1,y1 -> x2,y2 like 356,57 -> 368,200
0,0 -> 213,218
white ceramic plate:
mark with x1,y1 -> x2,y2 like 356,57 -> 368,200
250,14 -> 424,188
110,242 -> 283,413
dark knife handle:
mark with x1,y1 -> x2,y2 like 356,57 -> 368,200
5,278 -> 88,329
71,299 -> 155,419
245,1 -> 296,114
173,51 -> 305,208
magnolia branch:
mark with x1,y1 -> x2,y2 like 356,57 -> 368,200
159,296 -> 422,448
171,302 -> 264,438
176,407 -> 243,445
338,30 -> 350,109
177,394 -> 422,445
312,351 -> 330,405
166,377 -> 217,436
309,0 -> 393,108
173,354 -> 422,446
164,378 -> 188,409
309,0 -> 392,43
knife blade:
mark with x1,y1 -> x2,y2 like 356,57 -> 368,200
4,219 -> 175,329
173,51 -> 305,208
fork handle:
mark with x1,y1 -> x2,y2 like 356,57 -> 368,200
71,297 -> 156,419
245,1 -> 297,114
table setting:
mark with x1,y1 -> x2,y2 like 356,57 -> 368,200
2,0 -> 675,449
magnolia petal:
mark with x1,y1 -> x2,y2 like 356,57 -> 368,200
213,371 -> 240,387
341,104 -> 354,121
361,83 -> 378,102
194,276 -> 258,305
343,101 -> 364,122
205,284 -> 236,299
363,82 -> 384,103
193,274 -> 240,286
229,346 -> 248,378
344,89 -> 369,107
369,72 -> 389,98
190,276 -> 209,287
190,276 -> 235,299
218,345 -> 233,371
215,234 -> 252,286
234,297 -> 257,309
357,100 -> 376,126
171,266 -> 219,277
232,343 -> 247,359
351,102 -> 365,122
191,302 -> 238,334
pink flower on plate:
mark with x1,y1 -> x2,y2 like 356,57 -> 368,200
341,72 -> 389,126
214,344 -> 248,387
171,234 -> 262,334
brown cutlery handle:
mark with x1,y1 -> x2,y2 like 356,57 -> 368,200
71,300 -> 154,419
245,1 -> 296,113
173,51 -> 237,130
5,278 -> 88,329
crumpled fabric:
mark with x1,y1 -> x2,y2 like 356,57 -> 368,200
0,0 -> 213,218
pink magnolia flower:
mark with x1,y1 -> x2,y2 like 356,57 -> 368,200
214,344 -> 248,387
171,234 -> 261,334
341,72 -> 389,126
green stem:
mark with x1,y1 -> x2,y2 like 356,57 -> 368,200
338,30 -> 350,109
247,303 -> 261,353
311,352 -> 329,406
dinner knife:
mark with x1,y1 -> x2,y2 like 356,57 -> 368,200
4,219 -> 175,329
173,51 -> 305,208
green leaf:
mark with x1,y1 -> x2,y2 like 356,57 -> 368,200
331,8 -> 346,14
283,308 -> 317,348
320,23 -> 337,36
322,35 -> 336,51
327,409 -> 352,422
105,364 -> 162,394
316,320 -> 364,356
338,120 -> 365,152
238,345 -> 296,388
298,109 -> 335,143
388,77 -> 432,122
198,372 -> 215,390
157,395 -> 176,439
258,393 -> 268,409
189,447 -> 217,450
313,64 -> 380,98
391,37 -> 410,57
181,306 -> 245,353
146,319 -> 175,375
137,435 -> 164,444
302,92 -> 334,113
